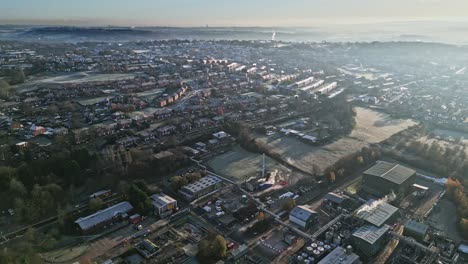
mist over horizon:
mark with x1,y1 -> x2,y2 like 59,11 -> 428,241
1,19 -> 468,45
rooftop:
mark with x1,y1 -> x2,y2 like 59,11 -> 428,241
318,246 -> 360,264
356,202 -> 399,227
404,220 -> 429,236
150,193 -> 176,208
75,201 -> 133,231
352,224 -> 390,244
364,161 -> 416,185
290,205 -> 317,222
181,175 -> 221,194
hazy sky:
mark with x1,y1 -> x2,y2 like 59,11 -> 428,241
2,0 -> 468,26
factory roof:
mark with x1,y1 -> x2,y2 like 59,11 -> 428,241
75,201 -> 133,231
318,246 -> 360,264
290,205 -> 318,222
364,161 -> 416,184
150,193 -> 176,208
404,220 -> 429,236
356,202 -> 399,227
324,192 -> 349,204
352,224 -> 390,244
181,175 -> 221,194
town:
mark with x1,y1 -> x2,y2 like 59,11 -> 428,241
1,37 -> 468,264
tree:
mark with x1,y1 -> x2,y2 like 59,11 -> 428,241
198,234 -> 227,260
0,80 -> 15,99
89,197 -> 104,211
11,68 -> 25,84
0,166 -> 15,190
63,160 -> 81,185
282,198 -> 296,212
127,184 -> 153,214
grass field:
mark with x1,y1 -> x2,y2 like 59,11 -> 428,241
207,145 -> 307,184
256,107 -> 417,175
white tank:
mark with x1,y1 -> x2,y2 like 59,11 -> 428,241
318,246 -> 325,252
306,247 -> 313,252
311,243 -> 318,248
313,250 -> 321,256
333,236 -> 342,246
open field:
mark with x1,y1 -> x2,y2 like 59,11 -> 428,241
32,72 -> 137,84
207,145 -> 308,184
256,107 -> 417,174
16,72 -> 138,93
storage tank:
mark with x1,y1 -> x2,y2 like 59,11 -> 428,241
313,250 -> 321,256
325,232 -> 333,243
297,255 -> 304,262
306,247 -> 313,253
333,235 -> 342,246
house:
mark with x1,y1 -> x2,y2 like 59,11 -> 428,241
150,193 -> 177,218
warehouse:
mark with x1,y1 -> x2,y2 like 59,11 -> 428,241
289,205 -> 318,229
403,220 -> 429,242
355,202 -> 399,227
352,224 -> 390,256
75,201 -> 133,234
179,175 -> 222,201
362,161 -> 416,197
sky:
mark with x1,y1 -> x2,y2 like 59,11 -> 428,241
1,0 -> 468,27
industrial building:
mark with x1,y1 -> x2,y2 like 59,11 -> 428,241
75,201 -> 133,234
362,161 -> 416,196
179,175 -> 222,201
403,220 -> 429,242
323,192 -> 352,209
355,202 -> 399,227
352,224 -> 390,256
318,246 -> 361,264
150,193 -> 177,218
289,205 -> 318,229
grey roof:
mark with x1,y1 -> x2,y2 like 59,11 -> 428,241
290,206 -> 317,222
75,201 -> 133,231
364,161 -> 416,185
356,202 -> 399,227
182,175 -> 221,194
150,193 -> 176,208
324,192 -> 348,204
318,246 -> 360,264
404,220 -> 429,235
352,224 -> 390,244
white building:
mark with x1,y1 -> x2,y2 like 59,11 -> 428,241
150,193 -> 177,218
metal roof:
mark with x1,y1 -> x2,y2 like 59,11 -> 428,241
352,224 -> 390,244
364,161 -> 416,185
75,201 -> 133,231
290,205 -> 317,222
181,175 -> 221,194
150,193 -> 176,208
318,246 -> 360,264
324,192 -> 348,204
356,202 -> 399,227
404,220 -> 429,236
